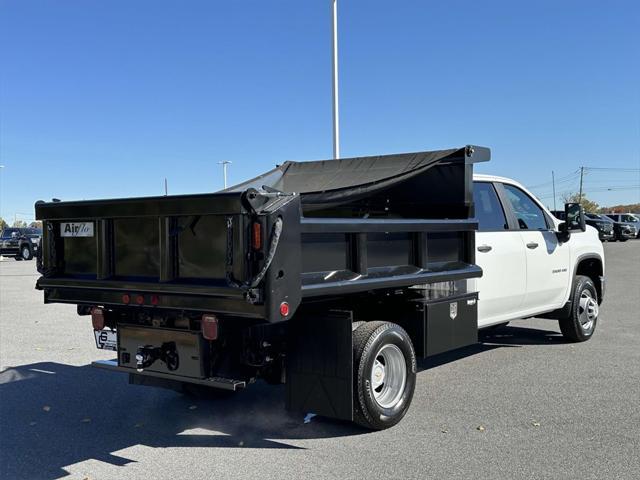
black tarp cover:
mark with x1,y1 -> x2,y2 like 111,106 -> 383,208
225,147 -> 483,208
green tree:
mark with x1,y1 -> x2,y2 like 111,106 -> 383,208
0,217 -> 7,231
12,220 -> 27,228
562,193 -> 599,213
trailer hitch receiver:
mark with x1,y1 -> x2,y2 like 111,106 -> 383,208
135,342 -> 179,372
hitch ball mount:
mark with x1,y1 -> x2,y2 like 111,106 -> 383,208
136,342 -> 179,372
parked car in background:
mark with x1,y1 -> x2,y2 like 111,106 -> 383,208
593,214 -> 634,242
0,227 -> 42,260
605,213 -> 640,239
552,210 -> 615,243
632,214 -> 640,237
554,211 -> 634,242
584,213 -> 615,242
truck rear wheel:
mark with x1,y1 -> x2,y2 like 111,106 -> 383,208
352,321 -> 416,430
559,275 -> 599,342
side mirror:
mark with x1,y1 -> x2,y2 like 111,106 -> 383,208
564,202 -> 586,232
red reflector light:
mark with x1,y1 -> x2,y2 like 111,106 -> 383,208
91,307 -> 105,330
135,295 -> 145,305
201,314 -> 218,341
150,294 -> 159,306
252,222 -> 262,250
122,294 -> 131,304
279,302 -> 290,317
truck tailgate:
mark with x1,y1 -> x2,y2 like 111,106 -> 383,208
35,192 -> 261,315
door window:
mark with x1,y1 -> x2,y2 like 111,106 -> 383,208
503,184 -> 548,231
472,182 -> 508,231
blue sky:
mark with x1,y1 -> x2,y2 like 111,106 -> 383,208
1,0 -> 638,223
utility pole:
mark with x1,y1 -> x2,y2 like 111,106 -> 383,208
218,161 -> 232,189
552,170 -> 556,211
331,0 -> 340,159
578,166 -> 584,204
164,178 -> 168,196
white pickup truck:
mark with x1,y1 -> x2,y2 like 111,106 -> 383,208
473,174 -> 604,341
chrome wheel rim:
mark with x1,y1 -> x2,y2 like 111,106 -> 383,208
22,247 -> 30,259
578,289 -> 598,333
371,344 -> 406,409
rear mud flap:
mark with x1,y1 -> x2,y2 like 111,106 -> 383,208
286,310 -> 353,421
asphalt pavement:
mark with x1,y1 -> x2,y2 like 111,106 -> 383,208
1,241 -> 639,480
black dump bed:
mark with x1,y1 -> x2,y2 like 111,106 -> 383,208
35,145 -> 489,322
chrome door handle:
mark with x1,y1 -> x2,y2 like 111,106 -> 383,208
477,245 -> 492,253
526,242 -> 539,249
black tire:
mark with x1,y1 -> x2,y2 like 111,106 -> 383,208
619,238 -> 628,242
14,255 -> 23,261
559,275 -> 599,342
351,321 -> 366,331
352,321 -> 416,430
20,244 -> 33,260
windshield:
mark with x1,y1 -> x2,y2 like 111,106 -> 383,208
1,228 -> 20,238
622,214 -> 638,223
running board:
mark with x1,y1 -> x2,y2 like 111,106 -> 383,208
91,359 -> 247,391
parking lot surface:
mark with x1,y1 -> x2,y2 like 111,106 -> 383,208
1,241 -> 639,480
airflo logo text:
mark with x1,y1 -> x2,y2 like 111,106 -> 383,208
60,222 -> 94,237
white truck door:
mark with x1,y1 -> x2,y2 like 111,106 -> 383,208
501,183 -> 571,312
473,182 -> 526,326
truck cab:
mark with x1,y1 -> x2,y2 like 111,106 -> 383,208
472,175 -> 604,331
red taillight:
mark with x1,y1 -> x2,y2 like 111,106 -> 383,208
150,294 -> 159,306
122,294 -> 131,304
201,314 -> 218,340
279,302 -> 290,317
252,222 -> 262,250
91,307 -> 105,330
135,295 -> 145,305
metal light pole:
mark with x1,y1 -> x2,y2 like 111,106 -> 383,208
552,170 -> 556,211
0,165 -> 4,224
331,0 -> 340,159
218,161 -> 232,189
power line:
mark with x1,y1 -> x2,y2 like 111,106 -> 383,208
585,185 -> 639,193
527,170 -> 580,189
584,167 -> 640,172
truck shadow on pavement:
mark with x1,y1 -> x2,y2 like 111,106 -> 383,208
479,324 -> 568,346
0,324 -> 565,479
0,362 -> 365,479
418,323 -> 566,371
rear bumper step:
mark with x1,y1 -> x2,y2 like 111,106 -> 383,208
91,359 -> 247,391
